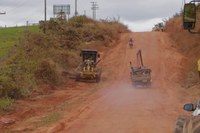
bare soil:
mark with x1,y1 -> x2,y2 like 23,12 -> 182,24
0,32 -> 196,133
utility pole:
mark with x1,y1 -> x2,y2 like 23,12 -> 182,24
75,0 -> 78,16
84,10 -> 86,16
91,2 -> 98,20
0,11 -> 6,27
44,0 -> 47,22
44,0 -> 47,33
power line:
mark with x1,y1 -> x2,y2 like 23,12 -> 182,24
91,2 -> 98,20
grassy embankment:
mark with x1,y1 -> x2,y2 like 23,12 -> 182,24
0,26 -> 39,109
0,16 -> 128,102
0,26 -> 39,58
165,6 -> 200,91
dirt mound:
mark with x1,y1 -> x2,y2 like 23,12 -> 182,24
165,13 -> 200,90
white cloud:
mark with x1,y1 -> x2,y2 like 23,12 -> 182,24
122,18 -> 164,32
0,0 -> 183,31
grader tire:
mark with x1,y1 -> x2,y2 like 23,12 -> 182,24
95,74 -> 101,83
174,116 -> 189,133
182,115 -> 200,133
76,74 -> 80,81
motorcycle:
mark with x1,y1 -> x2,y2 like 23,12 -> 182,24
128,40 -> 133,48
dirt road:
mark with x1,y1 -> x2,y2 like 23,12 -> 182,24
2,32 -> 190,133
36,32 -> 188,133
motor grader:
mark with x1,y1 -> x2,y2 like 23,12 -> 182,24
76,49 -> 101,82
130,49 -> 152,86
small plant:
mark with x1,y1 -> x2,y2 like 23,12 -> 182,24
0,98 -> 14,110
35,60 -> 59,85
38,111 -> 62,126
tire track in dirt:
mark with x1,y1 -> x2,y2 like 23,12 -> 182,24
40,32 -> 188,133
12,32 -> 190,133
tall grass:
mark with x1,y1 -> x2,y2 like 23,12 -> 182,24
164,8 -> 200,87
0,98 -> 14,111
0,16 -> 128,99
0,26 -> 39,58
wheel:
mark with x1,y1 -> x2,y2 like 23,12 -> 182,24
174,116 -> 188,133
76,74 -> 80,81
146,80 -> 152,87
182,115 -> 200,133
95,74 -> 100,83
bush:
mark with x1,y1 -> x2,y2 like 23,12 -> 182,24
35,60 -> 59,86
0,16 -> 129,99
0,65 -> 22,99
0,98 -> 14,110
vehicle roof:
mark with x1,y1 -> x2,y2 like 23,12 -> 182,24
81,49 -> 98,52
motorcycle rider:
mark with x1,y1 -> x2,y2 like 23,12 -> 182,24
128,38 -> 134,48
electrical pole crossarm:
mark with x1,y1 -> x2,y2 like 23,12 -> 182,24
0,12 -> 6,15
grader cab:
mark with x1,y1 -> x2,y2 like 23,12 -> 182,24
76,49 -> 101,82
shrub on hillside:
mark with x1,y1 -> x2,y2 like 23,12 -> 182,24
35,60 -> 59,85
0,64 -> 23,99
0,16 -> 128,99
165,10 -> 200,87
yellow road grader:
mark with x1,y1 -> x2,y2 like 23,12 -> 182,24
76,49 -> 101,82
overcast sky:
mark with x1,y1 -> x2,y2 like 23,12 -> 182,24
0,0 -> 188,31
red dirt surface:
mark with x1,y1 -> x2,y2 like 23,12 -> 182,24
1,32 -> 193,133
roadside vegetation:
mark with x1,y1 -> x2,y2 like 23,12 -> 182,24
0,16 -> 128,100
0,26 -> 39,58
164,6 -> 200,89
0,98 -> 14,111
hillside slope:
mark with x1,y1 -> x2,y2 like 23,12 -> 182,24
0,16 -> 129,99
0,26 -> 39,59
165,8 -> 200,89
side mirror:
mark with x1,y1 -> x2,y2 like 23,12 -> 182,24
97,54 -> 100,58
183,103 -> 196,111
183,3 -> 196,30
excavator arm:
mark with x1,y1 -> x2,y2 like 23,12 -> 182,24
136,49 -> 144,68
